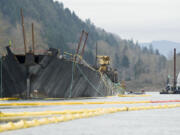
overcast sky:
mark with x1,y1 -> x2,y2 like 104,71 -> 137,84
56,0 -> 180,43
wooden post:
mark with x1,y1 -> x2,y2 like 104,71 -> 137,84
20,8 -> 27,54
95,42 -> 98,67
32,23 -> 35,54
174,48 -> 176,90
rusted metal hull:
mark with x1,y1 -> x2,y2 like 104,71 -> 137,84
1,47 -> 113,98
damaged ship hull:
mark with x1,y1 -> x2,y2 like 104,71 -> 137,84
0,47 -> 113,98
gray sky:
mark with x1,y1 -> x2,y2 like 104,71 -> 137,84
56,0 -> 180,43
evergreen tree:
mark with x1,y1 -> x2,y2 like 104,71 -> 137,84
121,55 -> 129,68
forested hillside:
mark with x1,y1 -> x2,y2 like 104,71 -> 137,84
0,0 -> 168,90
140,40 -> 180,57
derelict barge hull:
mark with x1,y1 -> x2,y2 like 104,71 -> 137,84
0,47 -> 112,98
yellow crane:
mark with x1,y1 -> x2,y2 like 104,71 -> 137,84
97,56 -> 110,72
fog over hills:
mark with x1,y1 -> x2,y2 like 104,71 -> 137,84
140,40 -> 180,57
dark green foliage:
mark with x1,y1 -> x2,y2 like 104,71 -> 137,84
121,55 -> 129,68
149,44 -> 154,54
114,53 -> 120,68
158,55 -> 166,71
155,49 -> 160,55
142,46 -> 149,53
0,0 -> 119,57
134,58 -> 145,79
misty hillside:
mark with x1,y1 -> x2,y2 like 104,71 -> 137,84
140,40 -> 180,57
0,0 -> 169,90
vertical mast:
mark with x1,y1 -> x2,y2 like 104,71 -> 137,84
95,42 -> 98,67
20,8 -> 27,54
174,48 -> 176,89
32,23 -> 35,54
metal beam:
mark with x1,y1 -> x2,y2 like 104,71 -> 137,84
79,32 -> 88,63
74,30 -> 84,62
